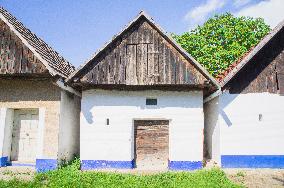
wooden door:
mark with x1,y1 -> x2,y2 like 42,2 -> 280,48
11,109 -> 39,163
134,120 -> 169,170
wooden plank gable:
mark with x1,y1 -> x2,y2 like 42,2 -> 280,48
0,20 -> 48,75
224,27 -> 284,94
79,18 -> 207,86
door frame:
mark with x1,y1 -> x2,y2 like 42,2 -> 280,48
0,107 -> 45,166
11,109 -> 40,163
132,118 -> 171,169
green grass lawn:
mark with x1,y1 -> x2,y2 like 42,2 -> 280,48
0,159 -> 243,188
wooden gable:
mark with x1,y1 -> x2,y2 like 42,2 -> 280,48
73,15 -> 213,88
0,20 -> 48,75
224,26 -> 284,94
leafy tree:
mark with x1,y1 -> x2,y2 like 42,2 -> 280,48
172,13 -> 270,77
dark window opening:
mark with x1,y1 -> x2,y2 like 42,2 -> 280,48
146,98 -> 157,105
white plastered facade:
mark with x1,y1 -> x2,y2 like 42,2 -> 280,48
80,89 -> 204,163
219,92 -> 284,155
204,91 -> 284,166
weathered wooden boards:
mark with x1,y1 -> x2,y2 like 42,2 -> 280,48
134,120 -> 169,169
0,7 -> 74,77
80,18 -> 207,86
225,28 -> 284,94
0,20 -> 47,74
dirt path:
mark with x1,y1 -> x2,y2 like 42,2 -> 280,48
225,169 -> 284,188
0,166 -> 35,181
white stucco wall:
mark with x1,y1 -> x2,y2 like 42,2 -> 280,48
1,109 -> 13,160
219,92 -> 284,155
58,91 -> 81,162
81,89 -> 204,162
204,97 -> 220,164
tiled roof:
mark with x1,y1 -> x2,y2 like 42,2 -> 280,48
0,7 -> 75,78
216,47 -> 255,82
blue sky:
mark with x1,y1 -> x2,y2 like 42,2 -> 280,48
1,0 -> 284,67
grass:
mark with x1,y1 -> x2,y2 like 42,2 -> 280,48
0,159 -> 243,188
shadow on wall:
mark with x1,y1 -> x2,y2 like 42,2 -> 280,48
219,93 -> 238,127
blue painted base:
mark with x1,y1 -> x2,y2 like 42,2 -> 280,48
6,162 -> 35,167
81,160 -> 135,170
36,159 -> 58,173
168,161 -> 202,170
221,155 -> 284,168
0,156 -> 8,167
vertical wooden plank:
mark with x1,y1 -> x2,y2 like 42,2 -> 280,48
164,46 -> 170,84
98,60 -> 104,84
126,44 -> 137,85
21,46 -> 28,73
169,51 -> 176,84
9,40 -> 15,73
137,21 -> 144,44
147,43 -> 155,85
13,42 -> 19,73
144,22 -> 154,43
140,44 -> 148,84
131,28 -> 139,44
105,53 -> 111,84
109,49 -> 116,84
119,42 -> 126,84
143,22 -> 150,43
115,46 -> 120,84
175,55 -> 181,84
136,44 -> 143,84
153,31 -> 160,84
158,37 -> 165,84
104,53 -> 110,84
182,61 -> 187,84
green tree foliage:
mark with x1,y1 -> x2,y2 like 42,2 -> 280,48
172,13 -> 270,77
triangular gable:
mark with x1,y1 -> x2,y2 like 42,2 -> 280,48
0,7 -> 75,78
0,19 -> 48,75
69,11 -> 219,88
220,19 -> 284,88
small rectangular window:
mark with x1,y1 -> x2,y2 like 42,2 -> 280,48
146,98 -> 157,105
106,118 -> 110,125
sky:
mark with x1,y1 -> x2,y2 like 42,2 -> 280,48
1,0 -> 284,68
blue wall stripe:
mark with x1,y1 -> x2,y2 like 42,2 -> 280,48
36,159 -> 57,172
81,160 -> 134,170
168,161 -> 202,170
221,155 -> 284,168
0,156 -> 8,167
6,162 -> 35,167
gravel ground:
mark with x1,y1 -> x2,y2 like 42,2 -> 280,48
225,169 -> 284,188
0,166 -> 35,181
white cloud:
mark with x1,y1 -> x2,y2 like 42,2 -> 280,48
233,0 -> 251,7
235,0 -> 284,28
185,0 -> 225,30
